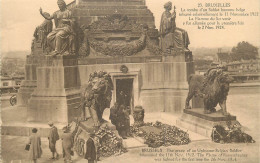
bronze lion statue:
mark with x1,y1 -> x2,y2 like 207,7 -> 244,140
82,71 -> 113,126
185,67 -> 233,115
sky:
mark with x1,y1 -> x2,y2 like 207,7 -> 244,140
0,0 -> 259,52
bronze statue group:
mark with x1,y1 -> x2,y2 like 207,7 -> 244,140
33,0 -> 191,57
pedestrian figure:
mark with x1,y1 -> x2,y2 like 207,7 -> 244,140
109,102 -> 119,126
61,126 -> 74,163
27,128 -> 42,163
85,131 -> 97,163
117,105 -> 131,139
48,121 -> 60,159
118,91 -> 128,107
124,106 -> 131,137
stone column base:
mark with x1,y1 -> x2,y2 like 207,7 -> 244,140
17,80 -> 37,106
28,90 -> 81,123
27,55 -> 82,124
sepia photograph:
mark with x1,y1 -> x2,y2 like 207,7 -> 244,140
0,0 -> 259,162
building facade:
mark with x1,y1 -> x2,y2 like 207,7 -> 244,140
17,0 -> 194,124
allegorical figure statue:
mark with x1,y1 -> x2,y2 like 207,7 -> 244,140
160,1 -> 190,53
31,12 -> 53,54
39,0 -> 75,55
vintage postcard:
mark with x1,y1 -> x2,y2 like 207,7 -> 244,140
1,0 -> 259,162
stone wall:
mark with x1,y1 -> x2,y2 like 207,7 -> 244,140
78,61 -> 194,113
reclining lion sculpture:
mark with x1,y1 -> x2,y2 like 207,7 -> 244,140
185,67 -> 233,115
81,71 -> 113,126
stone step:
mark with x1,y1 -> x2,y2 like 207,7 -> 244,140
75,12 -> 153,18
77,16 -> 154,23
77,16 -> 154,21
76,17 -> 155,29
77,55 -> 162,65
77,1 -> 145,6
145,112 -> 210,141
122,137 -> 147,149
10,160 -> 24,163
76,5 -> 147,9
75,13 -> 153,18
2,122 -> 67,137
73,8 -> 152,15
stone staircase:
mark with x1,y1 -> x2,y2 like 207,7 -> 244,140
71,0 -> 155,28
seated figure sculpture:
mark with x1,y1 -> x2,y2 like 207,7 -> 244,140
31,12 -> 53,54
39,0 -> 75,55
160,2 -> 190,54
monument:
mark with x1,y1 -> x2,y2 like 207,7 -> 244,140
2,0 -> 258,162
26,0 -> 81,124
16,0 -> 194,126
177,67 -> 241,138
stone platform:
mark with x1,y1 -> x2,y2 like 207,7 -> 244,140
1,106 -> 66,137
2,105 -> 208,141
176,108 -> 239,138
27,55 -> 81,124
78,118 -> 117,134
183,108 -> 236,121
1,105 -> 147,150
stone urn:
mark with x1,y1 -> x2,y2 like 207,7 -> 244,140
133,105 -> 145,127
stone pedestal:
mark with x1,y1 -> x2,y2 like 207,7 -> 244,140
17,80 -> 37,106
176,108 -> 239,138
27,55 -> 81,124
133,105 -> 145,126
192,96 -> 204,108
17,55 -> 43,106
73,119 -> 121,157
162,50 -> 193,62
162,51 -> 194,82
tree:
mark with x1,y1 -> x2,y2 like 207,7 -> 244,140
230,41 -> 258,61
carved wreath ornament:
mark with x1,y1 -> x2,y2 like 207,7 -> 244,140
89,34 -> 146,56
78,13 -> 162,57
120,65 -> 128,73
